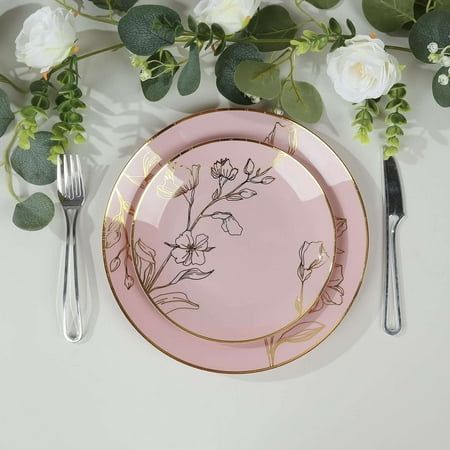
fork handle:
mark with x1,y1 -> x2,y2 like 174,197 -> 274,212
62,208 -> 83,342
383,214 -> 403,335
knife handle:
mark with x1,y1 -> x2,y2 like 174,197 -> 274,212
384,214 -> 403,335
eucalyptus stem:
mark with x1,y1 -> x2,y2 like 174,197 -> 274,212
48,43 -> 124,76
385,45 -> 413,53
0,73 -> 26,94
54,0 -> 119,25
2,128 -> 21,202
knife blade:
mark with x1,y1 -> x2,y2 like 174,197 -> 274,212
383,156 -> 405,335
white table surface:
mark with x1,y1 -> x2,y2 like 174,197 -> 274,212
1,1 -> 449,449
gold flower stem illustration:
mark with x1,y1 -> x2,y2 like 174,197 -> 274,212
296,282 -> 305,315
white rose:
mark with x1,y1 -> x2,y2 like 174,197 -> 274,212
15,7 -> 77,73
326,35 -> 401,103
193,0 -> 261,34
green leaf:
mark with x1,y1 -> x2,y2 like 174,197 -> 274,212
305,0 -> 341,8
11,131 -> 56,185
362,0 -> 415,32
13,192 -> 55,231
118,5 -> 181,55
215,43 -> 263,104
409,10 -> 450,62
432,66 -> 450,107
0,88 -> 14,137
88,0 -> 137,12
234,61 -> 281,100
177,45 -> 201,96
211,23 -> 225,39
280,80 -> 323,123
246,5 -> 297,52
141,50 -> 178,101
187,15 -> 197,32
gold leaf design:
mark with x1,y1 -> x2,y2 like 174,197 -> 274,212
310,264 -> 344,312
156,162 -> 183,199
152,291 -> 199,314
265,321 -> 325,367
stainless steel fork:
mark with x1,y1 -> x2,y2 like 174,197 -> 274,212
57,154 -> 85,342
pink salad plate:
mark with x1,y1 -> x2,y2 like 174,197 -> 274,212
131,139 -> 336,343
102,109 -> 368,373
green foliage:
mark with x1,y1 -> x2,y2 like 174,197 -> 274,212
11,131 -> 56,185
432,66 -> 450,107
280,80 -> 323,123
362,0 -> 415,32
88,0 -> 137,12
353,99 -> 379,144
234,61 -> 281,100
246,5 -> 297,52
305,0 -> 341,8
177,45 -> 201,96
0,88 -> 14,137
118,5 -> 182,55
141,50 -> 179,101
215,43 -> 263,104
50,57 -> 86,162
409,9 -> 450,62
12,192 -> 55,231
383,83 -> 409,158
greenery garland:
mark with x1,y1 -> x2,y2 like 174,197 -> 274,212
0,0 -> 449,230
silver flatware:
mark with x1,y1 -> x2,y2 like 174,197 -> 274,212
57,154 -> 85,342
383,156 -> 405,335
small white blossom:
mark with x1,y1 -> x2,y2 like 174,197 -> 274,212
440,56 -> 450,67
428,53 -> 441,63
245,93 -> 261,103
130,54 -> 147,69
438,74 -> 449,86
427,42 -> 439,53
273,107 -> 284,116
139,68 -> 152,82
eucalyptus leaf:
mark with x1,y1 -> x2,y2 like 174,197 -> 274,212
177,45 -> 201,96
88,0 -> 137,12
10,131 -> 56,185
13,192 -> 55,231
234,61 -> 281,99
215,43 -> 263,104
246,5 -> 297,52
432,67 -> 450,107
118,5 -> 181,55
141,50 -> 178,101
280,80 -> 323,123
305,0 -> 341,8
362,0 -> 415,32
0,88 -> 14,137
409,9 -> 450,62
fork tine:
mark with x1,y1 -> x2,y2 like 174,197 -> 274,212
75,155 -> 85,197
63,154 -> 69,197
57,155 -> 63,193
68,155 -> 74,200
72,155 -> 80,197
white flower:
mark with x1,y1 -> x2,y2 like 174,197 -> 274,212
427,42 -> 439,54
193,0 -> 261,34
15,7 -> 76,73
440,56 -> 450,67
438,74 -> 449,86
326,35 -> 402,103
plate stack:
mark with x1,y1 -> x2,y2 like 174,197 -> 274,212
102,109 -> 368,373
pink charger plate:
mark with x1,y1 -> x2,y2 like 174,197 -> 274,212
131,139 -> 336,343
102,109 -> 368,373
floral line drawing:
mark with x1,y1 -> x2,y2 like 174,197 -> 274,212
263,215 -> 348,366
263,121 -> 297,156
104,190 -> 135,290
295,241 -> 329,314
134,156 -> 276,314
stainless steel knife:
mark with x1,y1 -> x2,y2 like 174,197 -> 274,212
383,156 -> 405,335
